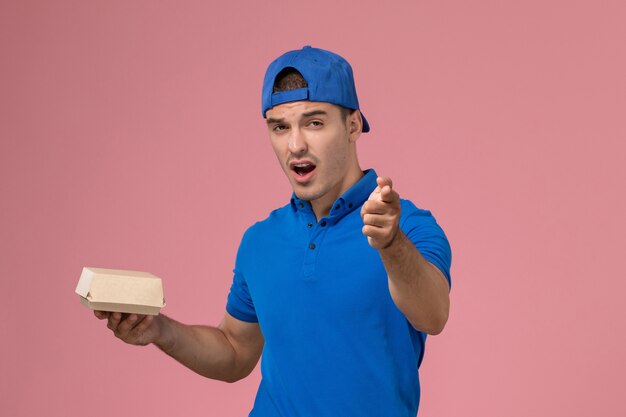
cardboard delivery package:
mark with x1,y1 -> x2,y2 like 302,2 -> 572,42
75,267 -> 165,315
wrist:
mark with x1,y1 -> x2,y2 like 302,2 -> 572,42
153,314 -> 176,353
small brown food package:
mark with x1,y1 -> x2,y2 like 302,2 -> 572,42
75,267 -> 165,315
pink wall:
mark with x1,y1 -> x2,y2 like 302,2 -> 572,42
1,1 -> 624,416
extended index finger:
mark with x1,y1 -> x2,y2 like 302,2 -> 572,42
376,176 -> 393,190
377,177 -> 398,204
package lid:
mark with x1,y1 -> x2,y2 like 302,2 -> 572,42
76,267 -> 165,315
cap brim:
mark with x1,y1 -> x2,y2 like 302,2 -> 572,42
361,112 -> 370,133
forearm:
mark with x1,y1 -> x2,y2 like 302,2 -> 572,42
379,231 -> 450,335
154,315 -> 245,382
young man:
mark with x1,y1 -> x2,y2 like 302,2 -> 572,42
95,46 -> 451,416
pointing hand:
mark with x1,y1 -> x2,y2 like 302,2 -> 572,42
361,177 -> 401,250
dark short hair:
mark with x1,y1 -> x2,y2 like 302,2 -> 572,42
273,68 -> 307,92
273,68 -> 355,120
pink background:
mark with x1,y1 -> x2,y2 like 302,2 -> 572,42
1,1 -> 624,416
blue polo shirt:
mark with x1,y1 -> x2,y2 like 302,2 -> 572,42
226,169 -> 451,417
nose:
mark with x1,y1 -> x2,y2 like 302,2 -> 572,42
288,127 -> 307,156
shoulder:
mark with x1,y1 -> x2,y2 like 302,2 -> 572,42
399,198 -> 436,225
398,198 -> 452,285
398,197 -> 448,238
235,203 -> 296,269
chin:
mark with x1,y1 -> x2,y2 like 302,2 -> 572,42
293,186 -> 323,202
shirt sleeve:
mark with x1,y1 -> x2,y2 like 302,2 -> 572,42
226,267 -> 258,323
400,200 -> 452,288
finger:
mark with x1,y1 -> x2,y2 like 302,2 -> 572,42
380,186 -> 399,204
116,314 -> 140,334
94,310 -> 110,320
128,314 -> 150,331
362,225 -> 399,249
362,224 -> 388,240
107,312 -> 122,331
366,187 -> 381,203
132,315 -> 154,335
361,200 -> 388,216
376,176 -> 393,190
362,213 -> 389,228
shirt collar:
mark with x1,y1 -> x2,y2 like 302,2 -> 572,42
290,169 -> 378,220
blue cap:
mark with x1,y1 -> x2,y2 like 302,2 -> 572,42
262,46 -> 370,133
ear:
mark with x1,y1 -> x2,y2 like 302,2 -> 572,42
348,110 -> 363,143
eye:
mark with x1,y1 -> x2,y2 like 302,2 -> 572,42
272,124 -> 288,132
308,120 -> 323,128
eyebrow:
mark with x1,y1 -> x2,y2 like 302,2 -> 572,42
302,110 -> 328,118
265,117 -> 285,125
266,109 -> 329,125
266,117 -> 284,124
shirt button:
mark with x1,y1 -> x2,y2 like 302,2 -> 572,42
348,203 -> 353,208
299,203 -> 304,208
320,220 -> 327,227
307,223 -> 313,228
309,243 -> 316,250
335,204 -> 340,210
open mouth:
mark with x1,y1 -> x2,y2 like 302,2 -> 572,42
291,162 -> 316,177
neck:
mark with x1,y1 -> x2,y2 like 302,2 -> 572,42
310,165 -> 363,221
